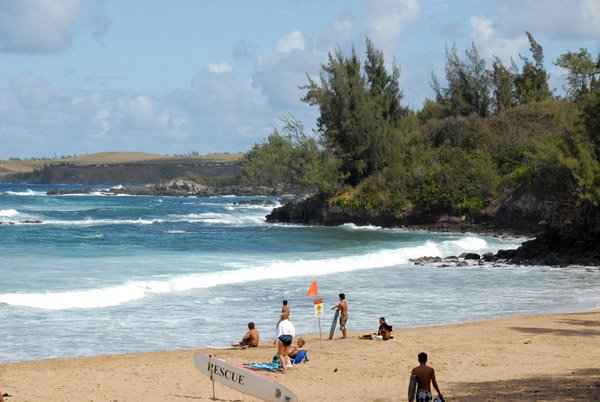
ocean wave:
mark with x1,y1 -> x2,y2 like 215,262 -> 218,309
0,208 -> 20,217
178,212 -> 267,226
41,218 -> 164,226
5,189 -> 46,196
340,223 -> 382,230
0,240 -> 444,310
441,236 -> 489,253
15,214 -> 268,227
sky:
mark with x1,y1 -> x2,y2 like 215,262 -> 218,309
0,0 -> 598,159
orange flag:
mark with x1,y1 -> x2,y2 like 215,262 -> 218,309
307,281 -> 318,297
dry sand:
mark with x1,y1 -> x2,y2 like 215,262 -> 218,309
1,309 -> 599,402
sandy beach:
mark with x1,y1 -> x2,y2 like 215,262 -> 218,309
1,309 -> 599,402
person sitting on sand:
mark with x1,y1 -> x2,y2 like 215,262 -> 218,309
288,337 -> 306,359
273,312 -> 295,371
410,352 -> 443,402
359,317 -> 392,340
231,322 -> 259,347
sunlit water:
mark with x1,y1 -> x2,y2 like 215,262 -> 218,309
1,183 -> 599,363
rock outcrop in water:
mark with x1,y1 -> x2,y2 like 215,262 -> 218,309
47,180 -> 304,198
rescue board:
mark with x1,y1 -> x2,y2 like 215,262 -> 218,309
193,353 -> 297,402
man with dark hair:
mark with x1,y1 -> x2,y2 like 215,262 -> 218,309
332,293 -> 348,339
231,322 -> 259,347
282,300 -> 290,316
409,352 -> 443,402
359,317 -> 392,340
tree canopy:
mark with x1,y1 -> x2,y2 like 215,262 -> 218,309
237,35 -> 600,241
300,38 -> 405,185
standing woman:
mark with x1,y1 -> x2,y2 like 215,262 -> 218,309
273,312 -> 295,371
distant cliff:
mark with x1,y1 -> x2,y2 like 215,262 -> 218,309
4,161 -> 237,184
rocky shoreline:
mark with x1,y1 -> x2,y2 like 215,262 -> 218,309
265,194 -> 600,268
45,180 -> 295,198
19,179 -> 600,267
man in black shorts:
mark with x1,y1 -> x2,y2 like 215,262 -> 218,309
409,352 -> 443,402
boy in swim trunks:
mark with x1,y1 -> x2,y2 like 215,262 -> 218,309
332,293 -> 348,339
409,352 -> 443,402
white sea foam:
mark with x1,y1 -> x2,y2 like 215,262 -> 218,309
5,189 -> 45,196
441,236 -> 489,253
31,212 -> 268,227
180,212 -> 267,226
0,241 -> 441,310
41,218 -> 163,226
0,209 -> 19,217
340,223 -> 382,230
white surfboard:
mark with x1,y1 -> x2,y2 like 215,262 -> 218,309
408,374 -> 418,402
329,309 -> 339,339
193,353 -> 298,402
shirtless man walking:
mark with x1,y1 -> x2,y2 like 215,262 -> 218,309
409,352 -> 443,402
332,293 -> 348,339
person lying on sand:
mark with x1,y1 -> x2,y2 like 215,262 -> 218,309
358,317 -> 392,340
231,322 -> 259,347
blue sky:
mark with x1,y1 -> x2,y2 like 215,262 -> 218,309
0,0 -> 598,159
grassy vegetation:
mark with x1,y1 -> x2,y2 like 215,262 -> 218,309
0,152 -> 244,176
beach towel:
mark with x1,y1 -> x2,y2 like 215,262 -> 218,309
244,351 -> 308,371
243,362 -> 283,371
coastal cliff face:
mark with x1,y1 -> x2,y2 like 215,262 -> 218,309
266,193 -> 600,266
265,192 -> 549,233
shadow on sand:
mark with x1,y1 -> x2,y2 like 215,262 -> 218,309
448,368 -> 600,401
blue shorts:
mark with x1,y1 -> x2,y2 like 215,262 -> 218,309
278,335 -> 293,346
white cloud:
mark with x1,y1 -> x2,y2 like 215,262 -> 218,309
275,30 -> 306,54
333,14 -> 356,39
363,0 -> 421,56
0,0 -> 82,53
469,16 -> 528,63
207,61 -> 233,74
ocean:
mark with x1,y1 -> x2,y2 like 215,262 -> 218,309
1,183 -> 599,363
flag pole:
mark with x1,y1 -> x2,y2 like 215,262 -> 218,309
318,316 -> 322,349
308,281 -> 323,349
